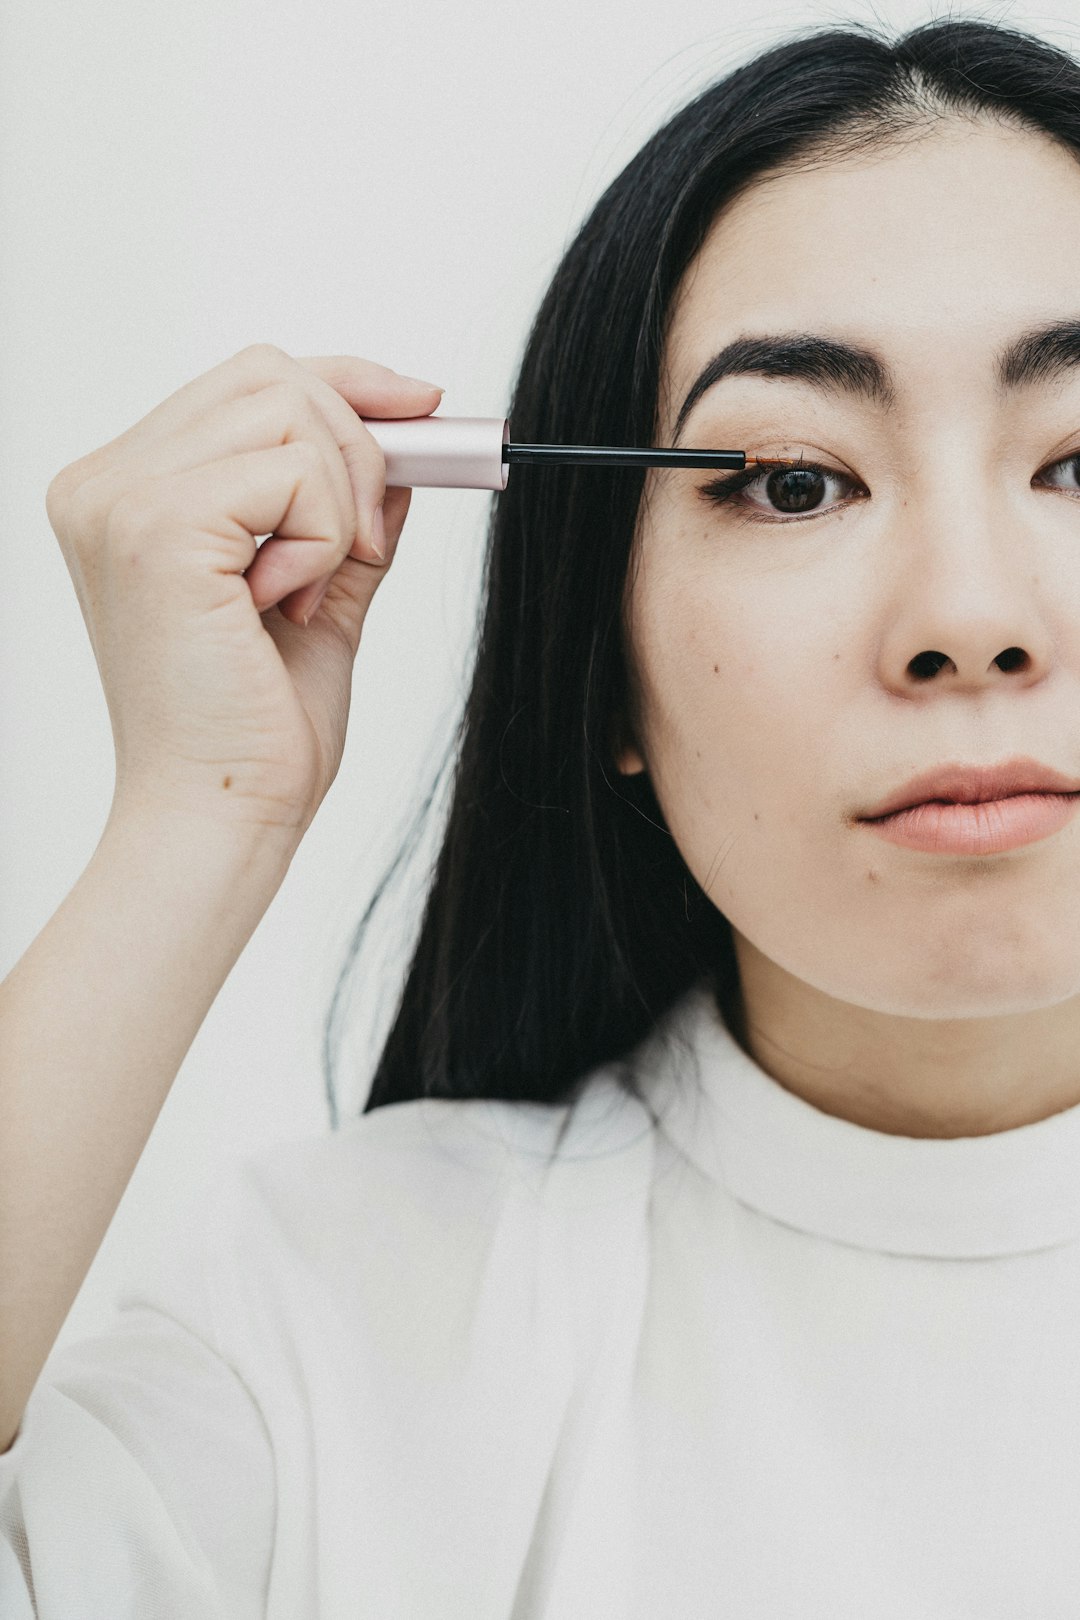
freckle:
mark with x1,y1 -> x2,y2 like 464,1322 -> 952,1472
713,664 -> 719,674
223,775 -> 232,790
753,812 -> 759,821
867,868 -> 879,883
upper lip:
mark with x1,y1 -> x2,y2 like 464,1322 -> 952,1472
858,755 -> 1080,821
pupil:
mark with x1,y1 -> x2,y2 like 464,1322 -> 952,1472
767,467 -> 824,512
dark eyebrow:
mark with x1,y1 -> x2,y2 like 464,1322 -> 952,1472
670,320 -> 1080,446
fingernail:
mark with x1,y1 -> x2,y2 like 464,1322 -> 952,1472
402,376 -> 443,393
302,577 -> 332,626
371,502 -> 386,561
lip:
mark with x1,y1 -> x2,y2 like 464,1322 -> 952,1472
857,755 -> 1080,822
859,792 -> 1080,856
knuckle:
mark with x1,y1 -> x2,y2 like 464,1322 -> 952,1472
46,461 -> 73,498
237,341 -> 290,372
288,437 -> 325,477
351,426 -> 387,488
46,454 -> 94,512
264,377 -> 322,433
63,474 -> 100,536
106,479 -> 164,545
54,467 -> 113,551
45,469 -> 71,526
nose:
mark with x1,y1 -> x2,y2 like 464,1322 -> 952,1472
881,478 -> 1056,698
905,644 -> 1031,681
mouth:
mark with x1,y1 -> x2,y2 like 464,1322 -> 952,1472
856,790 -> 1080,856
861,788 -> 1080,823
857,758 -> 1080,822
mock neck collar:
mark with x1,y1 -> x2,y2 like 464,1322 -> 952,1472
643,980 -> 1080,1258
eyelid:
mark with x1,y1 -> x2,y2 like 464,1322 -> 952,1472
696,455 -> 862,522
1040,446 -> 1080,479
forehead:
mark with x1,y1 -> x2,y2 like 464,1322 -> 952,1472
661,120 -> 1080,427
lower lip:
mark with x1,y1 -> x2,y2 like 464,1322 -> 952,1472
859,792 -> 1080,855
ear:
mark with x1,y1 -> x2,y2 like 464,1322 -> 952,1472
614,742 -> 647,776
610,707 -> 647,776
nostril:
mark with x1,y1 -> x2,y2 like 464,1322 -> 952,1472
909,651 -> 951,680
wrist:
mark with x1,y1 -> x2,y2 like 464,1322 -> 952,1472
101,794 -> 302,894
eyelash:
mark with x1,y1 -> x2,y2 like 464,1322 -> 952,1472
696,451 -> 1080,526
697,455 -> 856,526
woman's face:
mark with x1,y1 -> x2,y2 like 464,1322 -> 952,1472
621,118 -> 1080,1034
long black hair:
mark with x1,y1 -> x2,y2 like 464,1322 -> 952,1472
323,11 -> 1080,1131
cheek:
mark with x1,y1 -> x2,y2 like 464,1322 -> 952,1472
632,569 -> 841,886
637,573 -> 819,776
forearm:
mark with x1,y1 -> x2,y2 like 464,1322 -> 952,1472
0,808 -> 296,1452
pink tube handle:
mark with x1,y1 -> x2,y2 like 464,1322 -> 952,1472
358,415 -> 510,490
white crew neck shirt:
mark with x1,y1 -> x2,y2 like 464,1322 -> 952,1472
5,979 -> 1080,1617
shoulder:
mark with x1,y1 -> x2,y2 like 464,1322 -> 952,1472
115,1072 -> 664,1407
241,1074 -> 652,1306
230,1068 -> 660,1245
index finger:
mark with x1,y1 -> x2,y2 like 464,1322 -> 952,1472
294,354 -> 444,419
293,355 -> 444,556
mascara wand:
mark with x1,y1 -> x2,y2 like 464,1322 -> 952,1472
359,415 -> 785,490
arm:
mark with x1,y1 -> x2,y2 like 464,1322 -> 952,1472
0,807 -> 296,1453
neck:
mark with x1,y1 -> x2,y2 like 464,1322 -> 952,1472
720,936 -> 1080,1138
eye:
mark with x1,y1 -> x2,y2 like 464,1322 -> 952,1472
1036,451 -> 1080,492
697,446 -> 1080,526
696,455 -> 865,524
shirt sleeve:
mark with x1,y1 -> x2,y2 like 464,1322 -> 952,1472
0,1170 -> 277,1619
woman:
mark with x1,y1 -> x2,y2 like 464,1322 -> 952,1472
5,12 -> 1080,1616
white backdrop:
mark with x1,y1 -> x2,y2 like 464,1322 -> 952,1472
1,0 -> 1066,1351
